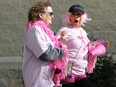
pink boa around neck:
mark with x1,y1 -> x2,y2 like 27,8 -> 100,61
27,21 -> 59,47
27,21 -> 69,86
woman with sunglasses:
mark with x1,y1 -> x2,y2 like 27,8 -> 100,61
22,0 -> 68,87
56,4 -> 94,87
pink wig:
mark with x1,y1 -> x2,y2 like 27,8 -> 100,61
62,12 -> 91,26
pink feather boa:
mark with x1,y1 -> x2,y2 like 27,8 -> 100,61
86,40 -> 107,73
27,21 -> 69,86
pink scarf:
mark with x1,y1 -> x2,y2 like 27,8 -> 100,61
27,21 -> 69,86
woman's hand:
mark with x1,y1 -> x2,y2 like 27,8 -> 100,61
60,30 -> 68,40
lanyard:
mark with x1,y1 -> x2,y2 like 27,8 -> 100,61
67,29 -> 83,77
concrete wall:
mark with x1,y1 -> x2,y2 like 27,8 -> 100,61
0,0 -> 116,86
0,0 -> 116,56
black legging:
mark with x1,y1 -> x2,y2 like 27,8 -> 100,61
62,77 -> 93,87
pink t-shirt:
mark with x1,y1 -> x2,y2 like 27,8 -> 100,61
56,26 -> 90,75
